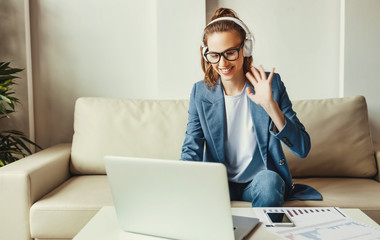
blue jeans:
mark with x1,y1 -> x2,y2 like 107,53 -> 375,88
228,170 -> 285,207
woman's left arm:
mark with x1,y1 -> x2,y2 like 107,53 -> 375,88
246,65 -> 311,158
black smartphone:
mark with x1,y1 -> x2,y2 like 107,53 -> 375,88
265,212 -> 295,227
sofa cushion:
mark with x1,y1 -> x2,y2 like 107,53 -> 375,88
71,98 -> 189,174
30,176 -> 113,239
231,177 -> 380,223
285,96 -> 376,177
288,178 -> 380,209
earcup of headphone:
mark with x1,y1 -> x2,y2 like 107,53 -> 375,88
202,45 -> 209,62
243,38 -> 253,57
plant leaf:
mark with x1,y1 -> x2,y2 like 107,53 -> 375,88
0,62 -> 42,166
0,62 -> 10,71
0,68 -> 23,75
0,95 -> 11,103
20,136 -> 42,150
10,136 -> 32,154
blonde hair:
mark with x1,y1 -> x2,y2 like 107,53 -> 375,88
201,8 -> 253,90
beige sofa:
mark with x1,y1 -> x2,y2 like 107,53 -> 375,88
0,95 -> 379,240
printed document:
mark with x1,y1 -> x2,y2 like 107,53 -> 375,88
254,207 -> 380,240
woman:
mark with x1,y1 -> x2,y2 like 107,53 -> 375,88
181,8 -> 321,207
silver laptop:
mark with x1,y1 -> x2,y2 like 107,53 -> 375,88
104,156 -> 259,240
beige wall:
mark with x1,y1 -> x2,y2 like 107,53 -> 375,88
1,0 -> 379,149
0,0 -> 29,137
30,0 -> 159,147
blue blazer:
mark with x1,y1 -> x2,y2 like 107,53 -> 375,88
181,73 -> 322,201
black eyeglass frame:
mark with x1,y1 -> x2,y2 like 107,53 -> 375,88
204,42 -> 244,64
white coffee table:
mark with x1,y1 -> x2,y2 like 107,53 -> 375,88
73,206 -> 379,240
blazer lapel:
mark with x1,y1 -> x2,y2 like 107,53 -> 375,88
247,85 -> 270,164
202,82 -> 226,164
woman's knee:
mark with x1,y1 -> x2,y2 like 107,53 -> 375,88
249,170 -> 285,207
256,170 -> 285,190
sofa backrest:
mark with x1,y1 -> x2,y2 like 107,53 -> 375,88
285,95 -> 376,178
71,95 -> 377,178
71,98 -> 189,174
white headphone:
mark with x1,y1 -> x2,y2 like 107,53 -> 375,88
202,17 -> 253,62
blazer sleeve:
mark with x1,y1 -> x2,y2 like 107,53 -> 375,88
269,74 -> 311,158
181,83 -> 205,161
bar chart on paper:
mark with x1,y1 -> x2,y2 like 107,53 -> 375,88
254,207 -> 380,240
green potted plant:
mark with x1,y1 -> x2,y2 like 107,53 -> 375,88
0,61 -> 41,167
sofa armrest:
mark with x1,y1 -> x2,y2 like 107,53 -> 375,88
0,143 -> 71,240
374,142 -> 380,182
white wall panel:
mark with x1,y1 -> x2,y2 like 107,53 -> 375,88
31,0 -> 158,147
156,0 -> 205,99
344,0 -> 380,142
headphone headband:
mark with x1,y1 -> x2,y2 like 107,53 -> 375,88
207,17 -> 252,40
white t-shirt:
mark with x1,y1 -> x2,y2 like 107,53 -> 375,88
223,83 -> 266,183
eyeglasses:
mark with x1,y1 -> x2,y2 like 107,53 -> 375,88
204,42 -> 244,64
